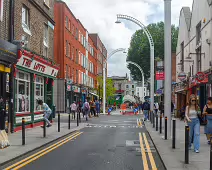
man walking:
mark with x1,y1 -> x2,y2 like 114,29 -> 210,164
38,100 -> 52,127
95,100 -> 100,117
83,99 -> 90,121
142,99 -> 150,121
70,101 -> 77,120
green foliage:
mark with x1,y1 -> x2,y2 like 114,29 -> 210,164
127,21 -> 178,82
97,76 -> 116,100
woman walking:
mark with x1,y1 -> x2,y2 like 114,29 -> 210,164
203,97 -> 212,144
185,94 -> 200,153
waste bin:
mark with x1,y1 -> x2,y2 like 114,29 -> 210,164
52,105 -> 56,118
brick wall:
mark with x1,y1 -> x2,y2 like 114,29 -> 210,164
0,0 -> 10,40
14,0 -> 54,58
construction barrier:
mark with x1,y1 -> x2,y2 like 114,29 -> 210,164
120,104 -> 127,114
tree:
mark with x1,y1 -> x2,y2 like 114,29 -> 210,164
97,76 -> 116,100
127,21 -> 178,82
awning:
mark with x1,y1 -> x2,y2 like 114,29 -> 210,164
89,92 -> 99,97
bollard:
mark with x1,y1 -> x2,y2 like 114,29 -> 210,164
159,115 -> 162,134
185,125 -> 189,164
22,118 -> 25,145
156,114 -> 158,131
43,119 -> 46,138
165,116 -> 167,140
58,113 -> 60,132
210,137 -> 212,170
79,111 -> 81,123
77,113 -> 79,127
172,119 -> 176,149
153,112 -> 155,128
68,113 -> 71,129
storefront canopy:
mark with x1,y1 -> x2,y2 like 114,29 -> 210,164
123,95 -> 136,103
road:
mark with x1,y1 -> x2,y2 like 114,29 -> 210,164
3,114 -> 166,170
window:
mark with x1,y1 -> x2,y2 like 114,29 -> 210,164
126,85 -> 129,89
76,49 -> 78,64
65,16 -> 68,28
196,22 -> 201,45
17,72 -> 30,113
118,83 -> 121,90
75,28 -> 78,40
22,6 -> 31,35
69,20 -> 71,30
43,46 -> 48,58
132,91 -> 134,95
76,70 -> 78,84
181,42 -> 184,71
132,85 -> 134,89
34,76 -> 44,111
43,24 -> 49,47
65,41 -> 68,56
72,46 -> 74,60
0,0 -> 4,21
197,47 -> 202,72
72,25 -> 75,35
44,0 -> 50,7
65,64 -> 68,79
126,91 -> 129,95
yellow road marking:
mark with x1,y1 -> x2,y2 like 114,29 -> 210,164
139,133 -> 149,170
5,131 -> 82,170
143,133 -> 157,170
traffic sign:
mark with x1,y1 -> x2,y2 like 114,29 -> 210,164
67,80 -> 73,85
67,85 -> 71,91
196,72 -> 205,82
178,72 -> 187,81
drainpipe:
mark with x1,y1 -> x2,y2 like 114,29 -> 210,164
9,0 -> 15,133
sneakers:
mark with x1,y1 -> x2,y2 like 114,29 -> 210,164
195,149 -> 199,153
46,124 -> 52,128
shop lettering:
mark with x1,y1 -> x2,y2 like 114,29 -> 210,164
22,57 -> 32,68
34,63 -> 46,72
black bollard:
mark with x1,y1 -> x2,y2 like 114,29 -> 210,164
210,137 -> 212,170
159,115 -> 162,134
148,111 -> 150,121
68,113 -> 71,129
22,118 -> 25,145
43,119 -> 46,138
58,113 -> 60,132
172,119 -> 176,149
79,111 -> 81,123
153,112 -> 155,128
77,113 -> 79,127
156,114 -> 158,131
185,125 -> 189,164
165,116 -> 167,140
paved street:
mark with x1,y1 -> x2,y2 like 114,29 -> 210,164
3,115 -> 166,170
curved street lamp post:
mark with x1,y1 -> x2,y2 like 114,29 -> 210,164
115,14 -> 155,111
103,48 -> 126,114
126,61 -> 145,101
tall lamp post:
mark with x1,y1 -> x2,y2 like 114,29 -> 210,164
103,48 -> 126,114
115,14 -> 155,111
126,61 -> 145,101
164,0 -> 172,138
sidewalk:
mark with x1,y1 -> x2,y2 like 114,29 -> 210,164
0,121 -> 88,165
145,118 -> 210,170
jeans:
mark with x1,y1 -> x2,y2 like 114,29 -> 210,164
71,110 -> 76,119
143,110 -> 149,120
187,117 -> 200,150
44,111 -> 51,125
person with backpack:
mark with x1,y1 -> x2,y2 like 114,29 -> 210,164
70,101 -> 77,120
142,99 -> 150,121
38,100 -> 52,127
83,99 -> 90,121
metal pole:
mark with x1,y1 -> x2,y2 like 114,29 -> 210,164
103,63 -> 106,115
58,113 -> 60,132
77,113 -> 79,126
68,113 -> 71,129
22,118 -> 25,145
164,0 -> 172,138
153,112 -> 155,128
172,119 -> 176,149
150,48 -> 154,112
156,114 -> 158,131
43,119 -> 46,138
185,125 -> 189,164
165,116 -> 168,140
160,115 -> 162,134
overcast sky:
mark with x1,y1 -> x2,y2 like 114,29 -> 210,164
64,0 -> 193,77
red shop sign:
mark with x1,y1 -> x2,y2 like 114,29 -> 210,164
156,71 -> 165,80
196,72 -> 205,82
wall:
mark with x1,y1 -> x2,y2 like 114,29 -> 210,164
0,0 -> 10,40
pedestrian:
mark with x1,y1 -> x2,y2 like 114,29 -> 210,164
77,100 -> 82,118
84,99 -> 90,121
90,101 -> 96,117
171,101 -> 175,116
154,102 -> 159,114
202,97 -> 212,145
95,100 -> 100,117
38,100 -> 52,128
70,101 -> 77,120
185,94 -> 200,153
142,99 -> 150,121
0,96 -> 6,130
159,101 -> 164,117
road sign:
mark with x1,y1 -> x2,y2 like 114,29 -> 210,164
196,72 -> 205,82
67,85 -> 71,91
178,72 -> 187,81
67,80 -> 73,85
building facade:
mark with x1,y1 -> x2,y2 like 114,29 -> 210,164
12,0 -> 59,131
175,0 -> 212,115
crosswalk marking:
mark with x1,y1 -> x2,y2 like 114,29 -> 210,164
86,125 -> 143,128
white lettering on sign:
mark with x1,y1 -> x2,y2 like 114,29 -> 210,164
16,116 -> 32,124
34,114 -> 44,121
17,55 -> 59,77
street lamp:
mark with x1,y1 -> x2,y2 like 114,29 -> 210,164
115,14 -> 155,111
103,48 -> 126,114
126,61 -> 145,101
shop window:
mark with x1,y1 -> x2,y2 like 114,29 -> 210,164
17,72 -> 30,113
22,5 -> 31,35
34,76 -> 44,111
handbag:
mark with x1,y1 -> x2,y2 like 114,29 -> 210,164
197,113 -> 207,126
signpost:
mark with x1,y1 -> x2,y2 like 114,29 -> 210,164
196,72 -> 205,82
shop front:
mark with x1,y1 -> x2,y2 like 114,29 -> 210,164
14,50 -> 59,131
0,39 -> 17,132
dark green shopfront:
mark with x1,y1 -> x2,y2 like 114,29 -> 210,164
13,50 -> 59,131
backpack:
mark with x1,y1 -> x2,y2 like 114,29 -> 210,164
84,103 -> 89,111
143,102 -> 150,110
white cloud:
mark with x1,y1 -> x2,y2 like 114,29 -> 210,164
63,0 -> 193,77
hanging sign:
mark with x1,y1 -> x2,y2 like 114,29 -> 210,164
196,72 -> 205,82
178,72 -> 187,81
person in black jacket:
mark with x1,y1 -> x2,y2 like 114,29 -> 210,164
0,96 -> 6,130
159,101 -> 164,117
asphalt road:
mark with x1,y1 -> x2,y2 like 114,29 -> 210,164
4,115 -> 166,170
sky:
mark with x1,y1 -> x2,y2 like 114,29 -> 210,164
64,0 -> 193,77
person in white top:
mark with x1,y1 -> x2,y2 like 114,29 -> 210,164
154,102 -> 159,114
70,101 -> 77,120
185,94 -> 200,153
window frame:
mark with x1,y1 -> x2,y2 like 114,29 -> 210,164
34,76 -> 44,112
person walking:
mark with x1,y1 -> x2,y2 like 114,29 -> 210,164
159,101 -> 164,117
185,94 -> 200,153
0,97 -> 6,130
203,97 -> 212,145
142,99 -> 150,121
38,100 -> 52,127
84,99 -> 90,121
154,102 -> 159,114
90,101 -> 96,117
95,100 -> 100,117
70,101 -> 77,120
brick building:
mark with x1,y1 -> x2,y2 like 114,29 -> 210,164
12,0 -> 59,131
54,1 -> 102,111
